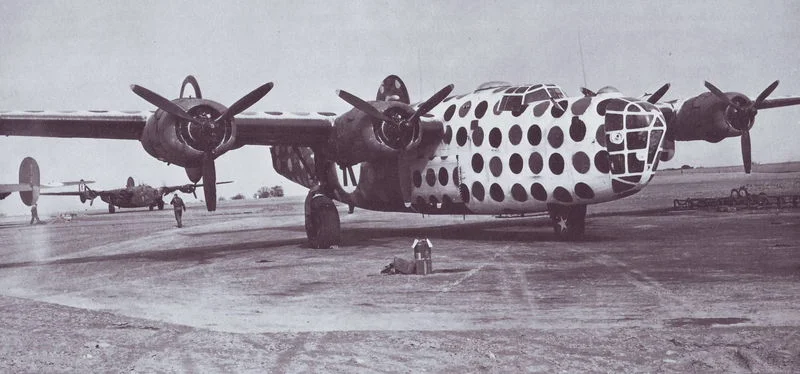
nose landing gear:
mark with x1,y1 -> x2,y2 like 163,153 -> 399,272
547,204 -> 586,240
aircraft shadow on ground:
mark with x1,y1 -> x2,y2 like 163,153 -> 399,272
338,217 -> 615,247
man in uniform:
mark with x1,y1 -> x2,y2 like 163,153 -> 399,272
169,193 -> 186,228
30,203 -> 41,225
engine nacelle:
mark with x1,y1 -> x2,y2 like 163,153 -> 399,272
139,98 -> 234,168
332,101 -> 419,166
667,91 -> 751,143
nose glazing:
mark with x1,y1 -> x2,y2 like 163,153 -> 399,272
602,99 -> 665,193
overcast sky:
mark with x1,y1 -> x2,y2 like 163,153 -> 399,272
1,0 -> 799,216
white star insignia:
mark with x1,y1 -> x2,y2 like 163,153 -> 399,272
557,217 -> 568,231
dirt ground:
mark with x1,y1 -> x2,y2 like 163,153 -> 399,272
0,171 -> 798,373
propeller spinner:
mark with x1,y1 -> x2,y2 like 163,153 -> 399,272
704,80 -> 779,173
131,77 -> 274,210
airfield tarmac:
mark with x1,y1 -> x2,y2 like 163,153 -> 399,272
0,171 -> 799,373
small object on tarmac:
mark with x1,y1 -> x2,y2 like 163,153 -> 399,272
380,239 -> 434,275
381,257 -> 416,275
412,238 -> 433,275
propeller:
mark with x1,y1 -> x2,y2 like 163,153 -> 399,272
341,166 -> 357,187
131,79 -> 274,210
202,153 -> 216,211
703,80 -> 780,173
646,83 -> 671,104
337,84 -> 454,151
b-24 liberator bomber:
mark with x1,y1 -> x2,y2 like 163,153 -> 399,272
1,75 -> 799,247
42,176 -> 232,213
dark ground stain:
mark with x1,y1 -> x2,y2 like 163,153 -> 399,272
665,317 -> 750,327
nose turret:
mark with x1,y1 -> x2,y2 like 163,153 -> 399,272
601,98 -> 666,194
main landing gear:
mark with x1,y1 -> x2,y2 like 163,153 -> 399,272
305,192 -> 341,249
149,200 -> 165,211
547,204 -> 586,240
108,203 -> 116,214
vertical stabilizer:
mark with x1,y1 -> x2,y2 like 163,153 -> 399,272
18,157 -> 40,206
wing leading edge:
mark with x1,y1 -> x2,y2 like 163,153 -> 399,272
0,110 -> 336,147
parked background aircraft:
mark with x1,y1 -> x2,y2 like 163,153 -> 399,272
1,157 -> 91,207
42,177 -> 232,213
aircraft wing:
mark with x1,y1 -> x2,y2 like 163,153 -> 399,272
0,110 -> 335,146
159,181 -> 233,195
0,183 -> 33,194
39,191 -> 84,196
232,112 -> 336,147
0,111 -> 149,139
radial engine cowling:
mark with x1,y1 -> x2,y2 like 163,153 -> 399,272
139,98 -> 235,168
331,101 -> 419,166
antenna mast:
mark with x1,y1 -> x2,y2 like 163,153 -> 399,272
578,30 -> 588,88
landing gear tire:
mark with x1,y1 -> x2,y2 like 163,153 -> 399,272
157,200 -> 164,210
149,205 -> 154,211
547,204 -> 586,240
108,204 -> 116,214
305,193 -> 341,249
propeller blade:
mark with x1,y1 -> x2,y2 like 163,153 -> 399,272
202,154 -> 217,211
754,80 -> 779,108
216,82 -> 274,122
580,87 -> 596,97
741,130 -> 752,174
646,83 -> 671,104
130,84 -> 196,123
347,166 -> 357,187
410,84 -> 455,120
337,89 -> 394,123
704,81 -> 742,110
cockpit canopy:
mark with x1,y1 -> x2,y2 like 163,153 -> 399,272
495,84 -> 566,113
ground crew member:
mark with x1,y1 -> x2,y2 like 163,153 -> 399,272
170,193 -> 186,227
30,203 -> 41,225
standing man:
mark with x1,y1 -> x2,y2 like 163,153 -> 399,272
30,203 -> 41,225
170,193 -> 186,228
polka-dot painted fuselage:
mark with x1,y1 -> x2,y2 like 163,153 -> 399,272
406,84 -> 666,214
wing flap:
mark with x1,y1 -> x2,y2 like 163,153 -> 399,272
0,111 -> 149,140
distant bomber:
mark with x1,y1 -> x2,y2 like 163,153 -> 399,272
43,176 -> 231,213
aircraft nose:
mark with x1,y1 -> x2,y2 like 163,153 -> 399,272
602,99 -> 666,193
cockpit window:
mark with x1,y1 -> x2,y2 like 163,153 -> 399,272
547,87 -> 565,99
500,95 -> 523,112
523,90 -> 549,105
498,84 -> 566,113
